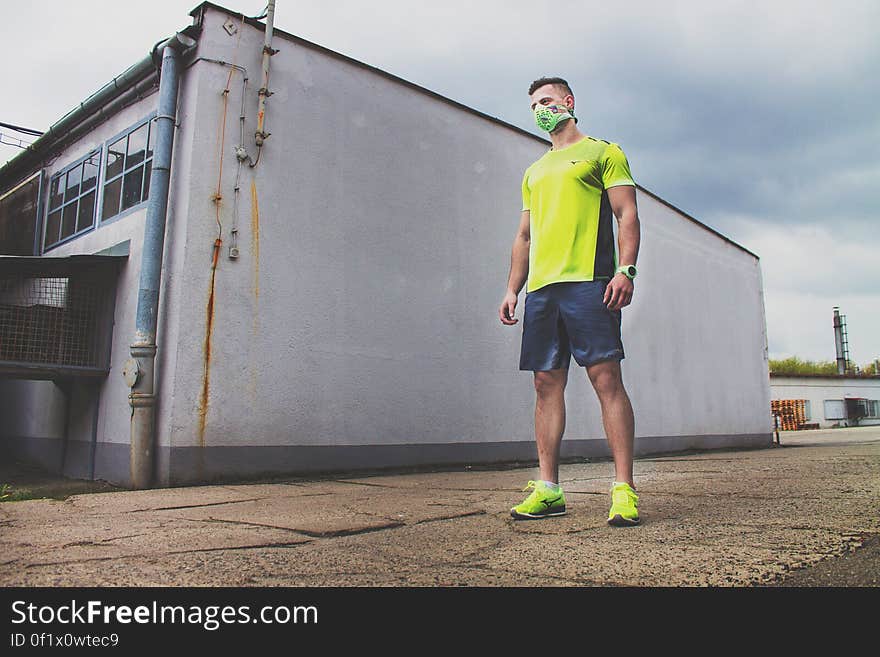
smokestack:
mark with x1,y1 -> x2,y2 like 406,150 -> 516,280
833,307 -> 846,375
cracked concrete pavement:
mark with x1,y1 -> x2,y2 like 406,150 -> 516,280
1,426 -> 878,586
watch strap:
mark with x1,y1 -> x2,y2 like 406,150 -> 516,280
616,265 -> 637,280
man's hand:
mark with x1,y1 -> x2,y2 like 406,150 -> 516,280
499,290 -> 519,325
603,273 -> 634,311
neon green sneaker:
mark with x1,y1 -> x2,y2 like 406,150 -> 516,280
510,481 -> 566,520
608,482 -> 639,526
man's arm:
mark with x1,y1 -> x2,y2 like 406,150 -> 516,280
604,185 -> 640,311
499,210 -> 530,325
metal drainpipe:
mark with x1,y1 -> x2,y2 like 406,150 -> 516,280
127,33 -> 196,489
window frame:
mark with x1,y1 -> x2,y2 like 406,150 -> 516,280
823,399 -> 846,420
38,111 -> 158,253
41,150 -> 102,252
98,113 -> 157,226
0,170 -> 44,256
33,169 -> 46,255
853,399 -> 880,419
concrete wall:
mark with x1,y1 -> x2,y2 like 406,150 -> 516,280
0,380 -> 67,471
155,6 -> 771,485
771,376 -> 880,428
0,100 -> 151,478
1,4 -> 772,486
0,379 -> 104,479
0,42 -> 201,483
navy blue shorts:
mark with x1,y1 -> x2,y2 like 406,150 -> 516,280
519,280 -> 625,371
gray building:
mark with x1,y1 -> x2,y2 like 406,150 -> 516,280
770,374 -> 880,429
0,2 -> 772,488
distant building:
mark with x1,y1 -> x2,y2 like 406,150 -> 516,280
0,2 -> 772,487
770,374 -> 880,429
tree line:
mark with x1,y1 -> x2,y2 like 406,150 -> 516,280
769,356 -> 879,376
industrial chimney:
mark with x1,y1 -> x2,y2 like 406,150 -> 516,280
832,307 -> 850,375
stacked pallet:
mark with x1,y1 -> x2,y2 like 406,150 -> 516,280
771,399 -> 806,431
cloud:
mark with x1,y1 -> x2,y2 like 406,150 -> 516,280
728,217 -> 880,362
1,0 -> 877,368
763,289 -> 879,365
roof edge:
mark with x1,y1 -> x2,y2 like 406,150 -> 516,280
189,2 -> 760,261
634,186 -> 759,260
0,25 -> 201,192
770,372 -> 880,380
189,2 -> 544,145
2,0 -> 759,263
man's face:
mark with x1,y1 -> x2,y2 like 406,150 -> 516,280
529,84 -> 573,114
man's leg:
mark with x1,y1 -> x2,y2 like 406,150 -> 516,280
509,366 -> 570,520
534,367 -> 568,484
586,359 -> 635,487
512,284 -> 571,520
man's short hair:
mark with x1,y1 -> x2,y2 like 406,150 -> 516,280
528,76 -> 574,99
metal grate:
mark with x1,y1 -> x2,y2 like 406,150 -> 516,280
0,256 -> 122,374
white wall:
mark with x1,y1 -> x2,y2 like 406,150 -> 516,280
155,6 -> 771,483
0,49 -> 199,482
1,5 -> 773,485
771,376 -> 880,427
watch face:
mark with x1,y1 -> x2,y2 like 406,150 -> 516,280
627,266 -> 636,276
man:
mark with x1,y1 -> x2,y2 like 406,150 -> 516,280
498,76 -> 641,526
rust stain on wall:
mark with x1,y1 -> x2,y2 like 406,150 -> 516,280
249,180 -> 261,401
197,238 -> 222,446
250,178 -> 260,302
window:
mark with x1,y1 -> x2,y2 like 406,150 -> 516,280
823,400 -> 845,420
851,399 -> 879,419
0,172 -> 42,255
803,400 -> 811,421
44,151 -> 101,251
101,118 -> 155,222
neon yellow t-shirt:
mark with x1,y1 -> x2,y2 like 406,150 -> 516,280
521,136 -> 635,293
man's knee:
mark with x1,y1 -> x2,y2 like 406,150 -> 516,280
586,360 -> 625,397
534,369 -> 568,396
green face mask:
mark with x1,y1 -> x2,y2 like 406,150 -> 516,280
534,103 -> 575,132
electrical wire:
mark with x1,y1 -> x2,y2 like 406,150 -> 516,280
209,11 -> 250,264
211,14 -> 246,239
0,121 -> 43,136
251,4 -> 269,20
0,133 -> 34,149
231,72 -> 250,257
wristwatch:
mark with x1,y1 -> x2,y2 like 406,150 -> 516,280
616,265 -> 637,280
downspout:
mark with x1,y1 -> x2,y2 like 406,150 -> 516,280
128,32 -> 197,489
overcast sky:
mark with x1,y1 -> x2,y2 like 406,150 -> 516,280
2,0 -> 877,365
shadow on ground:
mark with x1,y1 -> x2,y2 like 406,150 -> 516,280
0,459 -> 122,501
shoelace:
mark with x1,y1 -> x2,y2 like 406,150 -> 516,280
520,480 -> 540,501
611,485 -> 638,506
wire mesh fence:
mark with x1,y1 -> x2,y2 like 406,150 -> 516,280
0,258 -> 120,371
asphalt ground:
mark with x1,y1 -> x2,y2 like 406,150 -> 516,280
1,426 -> 878,587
